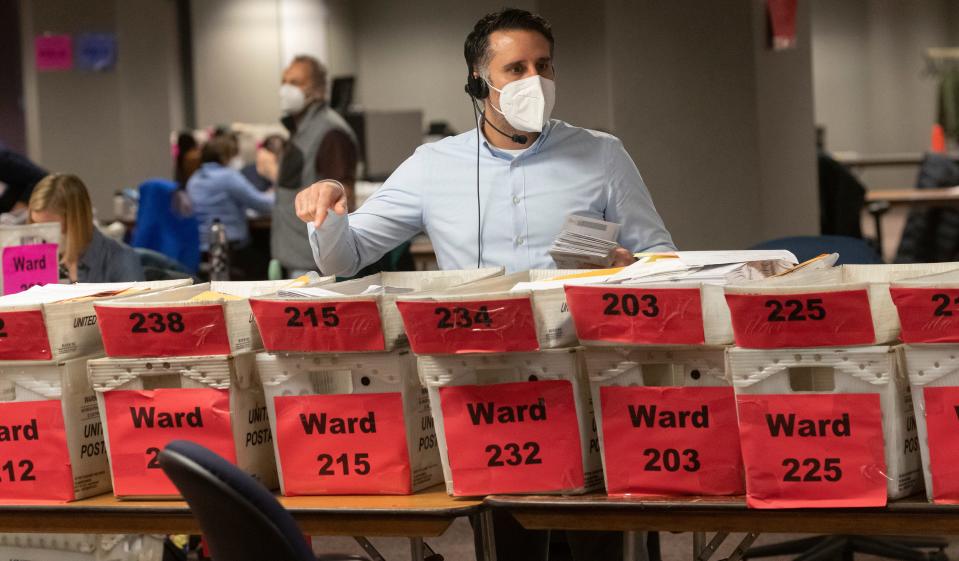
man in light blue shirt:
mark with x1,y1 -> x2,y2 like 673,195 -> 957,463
297,10 -> 674,277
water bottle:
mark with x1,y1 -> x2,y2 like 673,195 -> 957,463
209,219 -> 230,281
113,191 -> 125,221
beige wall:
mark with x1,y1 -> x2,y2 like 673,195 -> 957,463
604,0 -> 817,249
19,0 -> 183,215
810,0 -> 958,189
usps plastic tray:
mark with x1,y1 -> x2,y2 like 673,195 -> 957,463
729,345 -> 921,502
417,347 -> 602,495
724,263 -> 959,348
0,534 -> 164,561
898,344 -> 959,502
0,354 -> 112,501
0,280 -> 192,363
396,270 -> 589,354
256,349 -> 443,495
94,279 -> 333,358
250,268 -> 502,353
584,346 -> 742,495
87,352 -> 277,498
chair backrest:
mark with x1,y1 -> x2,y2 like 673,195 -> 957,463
749,235 -> 883,265
131,179 -> 201,273
158,440 -> 314,561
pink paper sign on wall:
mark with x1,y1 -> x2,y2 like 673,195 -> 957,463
35,35 -> 73,71
2,244 -> 59,295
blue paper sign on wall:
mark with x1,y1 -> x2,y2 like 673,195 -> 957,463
75,33 -> 117,71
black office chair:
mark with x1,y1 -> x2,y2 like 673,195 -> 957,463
158,440 -> 367,561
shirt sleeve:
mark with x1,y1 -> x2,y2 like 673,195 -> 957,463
309,147 -> 426,277
228,171 -> 275,214
604,137 -> 677,253
315,129 -> 358,187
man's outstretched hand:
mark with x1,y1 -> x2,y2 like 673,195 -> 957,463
294,180 -> 348,228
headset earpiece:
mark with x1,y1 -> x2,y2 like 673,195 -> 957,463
465,72 -> 488,99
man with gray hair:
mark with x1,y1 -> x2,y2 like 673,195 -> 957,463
272,54 -> 357,276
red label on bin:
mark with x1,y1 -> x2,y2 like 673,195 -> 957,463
600,386 -> 744,496
725,290 -> 875,348
96,305 -> 231,357
736,393 -> 886,508
250,299 -> 385,352
439,380 -> 583,495
890,287 -> 959,343
0,309 -> 51,361
0,400 -> 74,502
921,386 -> 959,503
273,393 -> 411,495
102,388 -> 236,496
565,286 -> 705,345
396,299 -> 539,354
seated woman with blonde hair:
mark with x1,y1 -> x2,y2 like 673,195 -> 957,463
29,173 -> 144,282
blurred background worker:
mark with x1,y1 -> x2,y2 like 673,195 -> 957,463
28,173 -> 144,282
271,54 -> 358,277
187,133 -> 275,280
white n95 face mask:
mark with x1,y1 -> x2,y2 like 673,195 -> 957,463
486,75 -> 556,133
279,84 -> 306,115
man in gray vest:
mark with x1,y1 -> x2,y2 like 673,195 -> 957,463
273,55 -> 357,276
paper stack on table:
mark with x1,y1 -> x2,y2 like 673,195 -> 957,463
607,250 -> 802,285
549,214 -> 621,269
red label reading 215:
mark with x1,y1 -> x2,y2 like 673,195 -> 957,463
396,299 -> 539,354
250,299 -> 385,352
890,288 -> 959,343
725,290 -> 875,348
565,286 -> 704,345
96,305 -> 231,357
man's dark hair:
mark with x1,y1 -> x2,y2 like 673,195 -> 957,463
200,134 -> 238,165
464,8 -> 554,76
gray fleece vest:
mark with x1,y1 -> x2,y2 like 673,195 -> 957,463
272,103 -> 357,271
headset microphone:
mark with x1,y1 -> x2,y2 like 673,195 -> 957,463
484,118 -> 528,144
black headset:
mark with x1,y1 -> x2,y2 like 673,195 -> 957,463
465,73 -> 489,100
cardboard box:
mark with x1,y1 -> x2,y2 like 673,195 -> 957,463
0,223 -> 60,296
87,352 -> 276,498
94,279 -> 333,358
0,280 -> 192,363
0,534 -> 163,561
0,355 -> 111,502
584,346 -> 743,496
396,270 -> 588,354
724,264 -> 959,348
250,269 -> 502,353
729,345 -> 922,508
256,349 -> 443,495
898,344 -> 959,503
417,347 -> 602,496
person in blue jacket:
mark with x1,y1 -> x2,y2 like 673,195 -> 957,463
187,134 -> 275,279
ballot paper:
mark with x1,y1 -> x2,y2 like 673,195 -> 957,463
0,282 -> 136,306
549,214 -> 621,268
278,284 -> 416,298
607,250 -> 798,286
